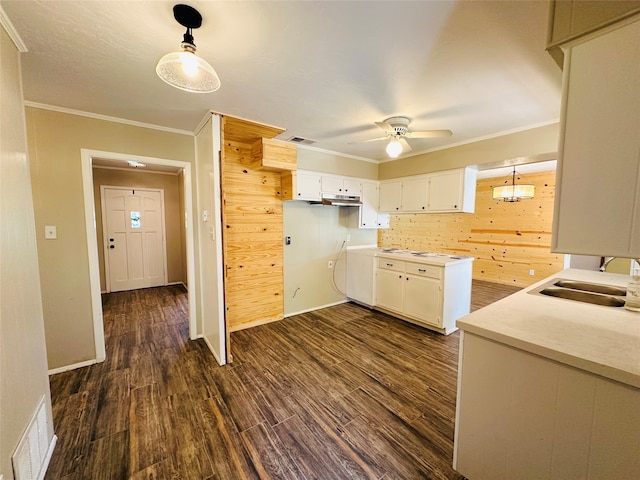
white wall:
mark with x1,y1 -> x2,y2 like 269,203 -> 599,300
1,20 -> 54,480
283,201 -> 376,315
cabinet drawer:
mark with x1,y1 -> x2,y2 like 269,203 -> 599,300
377,258 -> 405,272
405,262 -> 442,279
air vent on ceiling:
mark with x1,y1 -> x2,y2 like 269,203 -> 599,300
287,136 -> 316,145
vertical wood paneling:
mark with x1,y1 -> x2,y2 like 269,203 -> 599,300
220,116 -> 286,331
379,170 -> 565,287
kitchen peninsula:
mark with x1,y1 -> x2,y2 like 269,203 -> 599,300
453,268 -> 640,479
346,247 -> 473,335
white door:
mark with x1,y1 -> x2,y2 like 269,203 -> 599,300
102,186 -> 167,292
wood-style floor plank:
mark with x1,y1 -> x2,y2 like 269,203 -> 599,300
46,281 -> 515,479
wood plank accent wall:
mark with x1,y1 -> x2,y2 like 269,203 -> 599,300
378,170 -> 565,287
221,116 -> 286,331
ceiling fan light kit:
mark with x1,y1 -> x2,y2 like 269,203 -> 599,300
156,4 -> 221,93
358,116 -> 453,158
493,166 -> 535,202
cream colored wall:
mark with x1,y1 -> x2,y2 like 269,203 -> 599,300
283,201 -> 376,315
378,123 -> 559,179
1,25 -> 53,480
297,147 -> 378,179
26,107 -> 195,370
92,168 -> 186,291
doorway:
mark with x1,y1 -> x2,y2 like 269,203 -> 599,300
81,149 -> 198,363
101,186 -> 168,292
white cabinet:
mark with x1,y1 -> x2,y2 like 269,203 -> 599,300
374,256 -> 471,334
403,265 -> 442,326
455,332 -> 640,480
428,168 -> 476,213
379,180 -> 402,212
375,266 -> 404,312
295,171 -> 322,201
321,175 -> 361,195
401,176 -> 429,212
378,168 -> 476,214
553,20 -> 640,257
350,180 -> 389,229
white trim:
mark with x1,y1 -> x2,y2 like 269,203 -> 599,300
48,358 -> 97,375
0,5 -> 28,52
199,334 -> 223,365
38,435 -> 57,480
284,299 -> 349,318
81,149 -> 198,363
24,101 -> 194,136
100,185 -> 168,293
92,165 -> 180,176
379,119 -> 561,163
167,281 -> 187,289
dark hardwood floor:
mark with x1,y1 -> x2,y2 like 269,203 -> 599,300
45,280 -> 519,480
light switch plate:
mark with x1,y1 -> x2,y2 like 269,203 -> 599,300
44,226 -> 57,239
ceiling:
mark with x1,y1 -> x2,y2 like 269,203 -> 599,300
2,0 -> 562,163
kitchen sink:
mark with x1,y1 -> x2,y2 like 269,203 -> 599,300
530,278 -> 626,308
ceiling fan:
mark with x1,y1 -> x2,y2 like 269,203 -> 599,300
359,116 -> 453,158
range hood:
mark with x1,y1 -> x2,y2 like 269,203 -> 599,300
321,193 -> 362,207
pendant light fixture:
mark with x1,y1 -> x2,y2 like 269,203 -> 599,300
386,137 -> 403,158
156,4 -> 221,93
492,166 -> 535,202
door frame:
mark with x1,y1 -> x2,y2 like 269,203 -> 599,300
100,185 -> 168,293
81,149 -> 197,363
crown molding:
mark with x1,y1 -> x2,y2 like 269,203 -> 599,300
0,5 -> 28,52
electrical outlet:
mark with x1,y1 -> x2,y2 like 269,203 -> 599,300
529,269 -> 535,276
328,260 -> 334,269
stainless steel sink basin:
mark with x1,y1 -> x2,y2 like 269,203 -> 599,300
529,278 -> 626,308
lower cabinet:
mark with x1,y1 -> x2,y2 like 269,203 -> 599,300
374,257 -> 470,334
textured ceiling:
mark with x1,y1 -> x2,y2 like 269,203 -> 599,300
2,0 -> 562,162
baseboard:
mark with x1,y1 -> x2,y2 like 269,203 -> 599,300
48,359 -> 97,375
198,334 -> 224,366
37,435 -> 57,480
284,299 -> 349,318
167,281 -> 187,290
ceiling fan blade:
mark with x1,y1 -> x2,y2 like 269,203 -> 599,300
406,129 -> 453,139
349,135 -> 389,144
374,121 -> 395,135
399,137 -> 412,152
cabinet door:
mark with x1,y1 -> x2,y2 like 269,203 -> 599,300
553,21 -> 640,257
375,268 -> 404,312
377,213 -> 390,229
296,171 -> 322,201
343,178 -> 362,196
401,177 -> 429,212
379,181 -> 402,212
321,175 -> 344,194
428,170 -> 463,212
360,181 -> 379,228
403,274 -> 441,326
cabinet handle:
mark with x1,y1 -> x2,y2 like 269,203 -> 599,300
386,263 -> 394,267
454,204 -> 457,208
396,207 -> 399,210
398,275 -> 402,279
418,268 -> 426,273
422,206 -> 425,209
406,277 -> 409,280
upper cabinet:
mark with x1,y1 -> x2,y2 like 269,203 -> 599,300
552,19 -> 640,257
295,171 -> 322,201
378,168 -> 476,214
428,169 -> 477,213
546,0 -> 640,67
321,175 -> 361,196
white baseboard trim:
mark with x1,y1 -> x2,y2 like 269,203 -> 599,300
198,334 -> 224,365
37,434 -> 57,480
48,359 -> 97,375
284,299 -> 349,318
167,281 -> 188,290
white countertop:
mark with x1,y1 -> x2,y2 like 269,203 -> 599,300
457,268 -> 640,388
347,246 -> 474,267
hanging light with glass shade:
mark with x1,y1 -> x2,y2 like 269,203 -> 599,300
156,4 -> 221,93
492,166 -> 535,202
